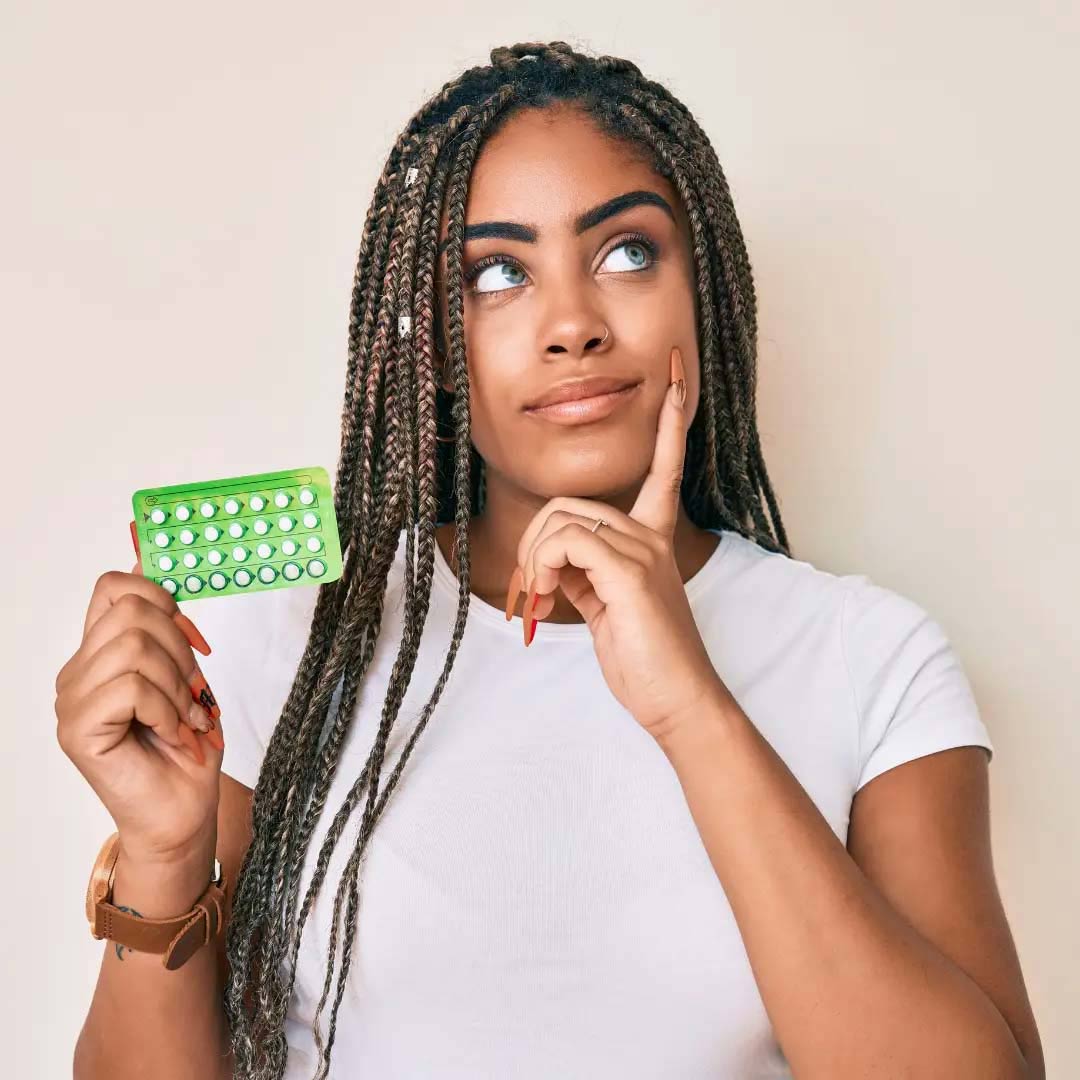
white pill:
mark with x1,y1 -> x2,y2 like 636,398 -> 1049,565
278,515 -> 295,532
158,554 -> 175,571
281,539 -> 299,556
274,491 -> 290,508
253,518 -> 269,535
185,575 -> 203,593
307,559 -> 326,577
154,532 -> 171,548
302,512 -> 318,529
256,542 -> 273,560
250,494 -> 267,512
179,528 -> 196,545
232,546 -> 249,562
150,507 -> 167,525
283,562 -> 301,580
209,572 -> 228,590
299,487 -> 315,505
204,525 -> 221,542
228,522 -> 245,539
161,578 -> 178,595
207,549 -> 224,565
182,552 -> 199,569
199,501 -> 216,518
224,497 -> 242,515
258,565 -> 278,583
306,535 -> 323,553
175,504 -> 192,521
234,568 -> 253,586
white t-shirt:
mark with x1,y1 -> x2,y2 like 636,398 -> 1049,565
188,526 -> 993,1079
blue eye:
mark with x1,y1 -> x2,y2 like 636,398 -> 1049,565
465,234 -> 658,296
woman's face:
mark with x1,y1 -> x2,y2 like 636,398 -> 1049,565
434,102 -> 701,504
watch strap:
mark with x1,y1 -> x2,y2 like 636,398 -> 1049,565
87,832 -> 227,970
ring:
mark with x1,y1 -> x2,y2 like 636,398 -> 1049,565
590,518 -> 607,533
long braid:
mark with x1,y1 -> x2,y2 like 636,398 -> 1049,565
224,40 -> 792,1080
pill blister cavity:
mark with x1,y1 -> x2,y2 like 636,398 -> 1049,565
302,511 -> 319,529
204,525 -> 221,542
159,554 -> 175,571
278,515 -> 295,532
281,538 -> 299,556
150,508 -> 167,525
182,552 -> 199,569
175,504 -> 192,522
306,535 -> 323,553
154,532 -> 171,548
274,491 -> 291,508
249,494 -> 267,512
199,501 -> 216,518
228,522 -> 245,539
258,565 -> 278,583
207,549 -> 224,565
224,498 -> 242,515
256,542 -> 273,560
209,572 -> 228,590
283,562 -> 301,580
185,575 -> 204,593
180,528 -> 196,545
232,545 -> 249,562
299,487 -> 315,506
234,568 -> 253,587
307,559 -> 326,577
253,518 -> 270,536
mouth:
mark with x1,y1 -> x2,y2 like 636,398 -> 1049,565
524,381 -> 642,425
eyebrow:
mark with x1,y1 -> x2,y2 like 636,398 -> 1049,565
436,189 -> 676,259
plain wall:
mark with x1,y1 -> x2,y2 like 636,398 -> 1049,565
3,2 -> 1076,1075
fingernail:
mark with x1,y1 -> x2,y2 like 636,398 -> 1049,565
175,612 -> 212,656
504,565 -> 523,621
176,723 -> 205,766
204,718 -> 225,753
187,700 -> 212,733
188,664 -> 221,722
670,347 -> 686,407
523,585 -> 540,647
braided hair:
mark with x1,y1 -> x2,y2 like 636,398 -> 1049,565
223,39 -> 791,1079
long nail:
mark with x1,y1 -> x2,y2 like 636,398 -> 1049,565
188,664 -> 221,721
523,585 -> 540,647
187,701 -> 212,733
176,723 -> 205,766
504,566 -> 523,621
204,718 -> 225,753
175,612 -> 212,656
670,346 -> 686,405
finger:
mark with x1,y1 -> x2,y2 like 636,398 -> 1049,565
60,624 -> 215,737
83,567 -> 212,656
630,344 -> 689,537
72,671 -> 205,766
524,523 -> 648,643
63,594 -> 214,716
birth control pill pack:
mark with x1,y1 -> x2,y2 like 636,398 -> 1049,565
131,466 -> 343,601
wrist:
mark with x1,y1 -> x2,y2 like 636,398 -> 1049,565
112,832 -> 218,919
654,682 -> 744,762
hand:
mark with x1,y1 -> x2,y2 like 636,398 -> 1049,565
54,559 -> 225,865
509,346 -> 728,741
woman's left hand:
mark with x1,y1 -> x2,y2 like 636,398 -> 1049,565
508,346 -> 729,742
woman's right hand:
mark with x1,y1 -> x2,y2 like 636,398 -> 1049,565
55,561 -> 226,866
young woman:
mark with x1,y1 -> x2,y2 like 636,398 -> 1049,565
56,40 -> 1043,1080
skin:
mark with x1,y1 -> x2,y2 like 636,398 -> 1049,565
432,102 -> 1044,1075
432,102 -> 719,622
63,101 -> 1043,1078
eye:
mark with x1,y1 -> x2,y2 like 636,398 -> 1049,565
464,233 -> 658,296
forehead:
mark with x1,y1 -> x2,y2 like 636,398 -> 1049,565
437,105 -> 687,241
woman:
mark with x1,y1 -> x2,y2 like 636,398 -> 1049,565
57,40 -> 1043,1080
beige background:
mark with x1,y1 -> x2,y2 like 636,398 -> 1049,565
3,2 -> 1076,1076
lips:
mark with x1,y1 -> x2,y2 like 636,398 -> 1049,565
524,376 -> 641,411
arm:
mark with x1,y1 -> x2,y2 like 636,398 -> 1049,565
73,774 -> 253,1080
656,690 -> 1044,1080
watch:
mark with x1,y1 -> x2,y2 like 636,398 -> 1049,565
85,832 -> 227,970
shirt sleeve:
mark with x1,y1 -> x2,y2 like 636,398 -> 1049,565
176,583 -> 320,790
840,573 -> 994,792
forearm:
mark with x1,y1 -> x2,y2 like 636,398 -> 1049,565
656,688 -> 1031,1080
75,836 -> 232,1080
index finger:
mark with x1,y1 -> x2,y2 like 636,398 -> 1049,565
630,345 -> 689,537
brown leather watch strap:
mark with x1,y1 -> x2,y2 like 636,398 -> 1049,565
86,832 -> 227,970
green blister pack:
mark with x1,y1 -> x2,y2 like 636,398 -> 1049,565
130,466 -> 343,601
